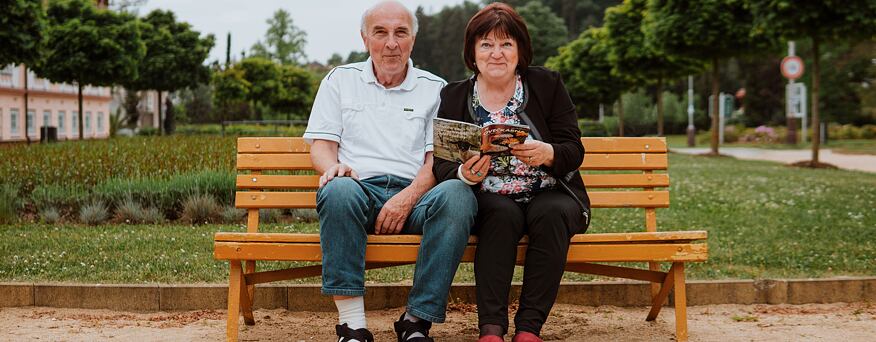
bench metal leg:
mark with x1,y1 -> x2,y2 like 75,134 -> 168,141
673,262 -> 688,342
226,261 -> 242,342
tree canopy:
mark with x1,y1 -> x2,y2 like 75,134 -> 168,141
250,9 -> 307,65
517,1 -> 568,66
0,0 -> 46,66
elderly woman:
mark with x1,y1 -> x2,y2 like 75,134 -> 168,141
432,3 -> 591,341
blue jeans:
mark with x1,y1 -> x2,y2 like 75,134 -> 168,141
317,175 -> 476,323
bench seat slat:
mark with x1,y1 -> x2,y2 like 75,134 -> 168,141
214,242 -> 707,263
237,153 -> 668,171
214,231 -> 707,244
236,174 -> 670,190
236,137 -> 668,154
234,190 -> 670,209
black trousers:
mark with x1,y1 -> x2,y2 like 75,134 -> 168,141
474,189 -> 587,335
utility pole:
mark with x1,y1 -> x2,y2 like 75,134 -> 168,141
786,41 -> 798,144
686,75 -> 695,147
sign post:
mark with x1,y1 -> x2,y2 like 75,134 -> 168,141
782,41 -> 805,144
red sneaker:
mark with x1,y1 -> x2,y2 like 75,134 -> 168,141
478,335 -> 504,342
511,331 -> 542,342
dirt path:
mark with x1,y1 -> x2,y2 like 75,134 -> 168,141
672,147 -> 876,173
2,303 -> 875,341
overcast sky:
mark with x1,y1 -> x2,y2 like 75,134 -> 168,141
140,0 -> 468,65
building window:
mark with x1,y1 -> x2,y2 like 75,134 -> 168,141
72,111 -> 78,137
58,111 -> 66,137
43,110 -> 51,128
27,110 -> 35,136
0,109 -> 3,140
85,111 -> 91,136
97,112 -> 104,133
11,109 -> 19,136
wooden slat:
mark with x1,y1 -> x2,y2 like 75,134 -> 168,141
214,242 -> 707,262
582,137 -> 667,153
581,173 -> 669,188
236,175 -> 321,189
237,154 -> 313,170
236,137 -> 668,154
238,137 -> 310,153
579,153 -> 668,170
563,263 -> 667,283
236,174 -> 669,190
234,190 -> 669,209
215,231 -> 706,244
237,152 -> 667,171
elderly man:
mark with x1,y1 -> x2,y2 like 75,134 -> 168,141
303,1 -> 476,341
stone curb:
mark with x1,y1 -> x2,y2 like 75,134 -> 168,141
1,277 -> 873,312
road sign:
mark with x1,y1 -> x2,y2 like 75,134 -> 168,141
781,56 -> 804,80
786,82 -> 807,119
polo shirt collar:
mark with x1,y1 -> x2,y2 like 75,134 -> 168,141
361,57 -> 417,91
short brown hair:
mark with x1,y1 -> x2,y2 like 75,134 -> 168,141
463,2 -> 533,74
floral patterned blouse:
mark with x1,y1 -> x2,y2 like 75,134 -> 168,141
472,74 -> 556,203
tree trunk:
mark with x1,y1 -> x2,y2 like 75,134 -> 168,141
710,58 -> 720,155
78,83 -> 84,140
657,77 -> 664,136
810,37 -> 821,165
24,66 -> 30,144
157,91 -> 163,135
618,95 -> 625,137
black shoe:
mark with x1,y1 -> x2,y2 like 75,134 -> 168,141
336,323 -> 374,342
393,312 -> 434,342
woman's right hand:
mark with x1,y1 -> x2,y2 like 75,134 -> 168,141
460,154 -> 491,183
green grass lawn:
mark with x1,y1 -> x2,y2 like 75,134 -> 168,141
666,134 -> 876,155
2,153 -> 875,284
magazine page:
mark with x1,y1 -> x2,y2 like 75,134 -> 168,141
480,123 -> 530,156
433,118 -> 482,163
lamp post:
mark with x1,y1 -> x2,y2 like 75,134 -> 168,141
686,75 -> 695,147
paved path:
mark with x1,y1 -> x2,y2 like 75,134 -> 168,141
673,147 -> 876,173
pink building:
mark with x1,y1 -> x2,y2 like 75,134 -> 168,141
0,64 -> 112,142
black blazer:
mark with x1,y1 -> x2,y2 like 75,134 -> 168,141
432,66 -> 590,212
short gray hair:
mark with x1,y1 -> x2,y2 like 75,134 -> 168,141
360,1 -> 419,36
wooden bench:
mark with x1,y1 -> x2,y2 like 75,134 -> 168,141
215,136 -> 708,341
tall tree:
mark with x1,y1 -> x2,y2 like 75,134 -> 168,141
647,0 -> 775,154
749,0 -> 876,165
494,0 -> 621,38
546,27 -> 632,133
604,0 -> 702,136
250,9 -> 307,65
517,1 -> 568,66
237,57 -> 282,120
124,9 -> 215,134
33,0 -> 145,140
411,2 -> 481,80
211,66 -> 250,123
0,0 -> 46,66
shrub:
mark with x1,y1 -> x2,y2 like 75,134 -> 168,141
137,127 -> 159,136
259,209 -> 281,224
79,201 -> 109,225
0,184 -> 22,224
289,208 -> 319,222
578,119 -> 609,137
141,207 -> 165,224
30,184 -> 89,215
221,206 -> 245,224
180,193 -> 220,224
40,207 -> 61,224
115,197 -> 145,224
93,170 -> 235,219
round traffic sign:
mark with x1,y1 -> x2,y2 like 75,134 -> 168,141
781,56 -> 804,80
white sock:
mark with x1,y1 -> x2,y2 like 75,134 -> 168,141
336,297 -> 366,330
402,312 -> 425,339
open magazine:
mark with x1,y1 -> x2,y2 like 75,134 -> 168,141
433,117 -> 530,163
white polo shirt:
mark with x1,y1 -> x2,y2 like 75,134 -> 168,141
304,58 -> 446,180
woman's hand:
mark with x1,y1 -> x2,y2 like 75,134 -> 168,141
460,154 -> 491,183
512,141 -> 554,167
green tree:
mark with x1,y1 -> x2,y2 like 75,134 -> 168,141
124,9 -> 215,134
33,0 -> 145,140
495,0 -> 621,38
211,67 -> 250,122
646,0 -> 775,154
250,9 -> 307,65
326,53 -> 344,67
546,27 -> 633,134
237,57 -> 282,120
749,0 -> 876,165
345,51 -> 369,64
271,65 -> 315,121
604,0 -> 702,136
411,2 -> 481,80
0,0 -> 46,66
517,1 -> 568,65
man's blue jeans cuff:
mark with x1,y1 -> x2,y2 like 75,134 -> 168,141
321,286 -> 365,297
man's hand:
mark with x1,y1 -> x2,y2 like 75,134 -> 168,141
319,163 -> 359,188
374,190 -> 417,234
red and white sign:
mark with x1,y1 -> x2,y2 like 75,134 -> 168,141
781,56 -> 804,80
